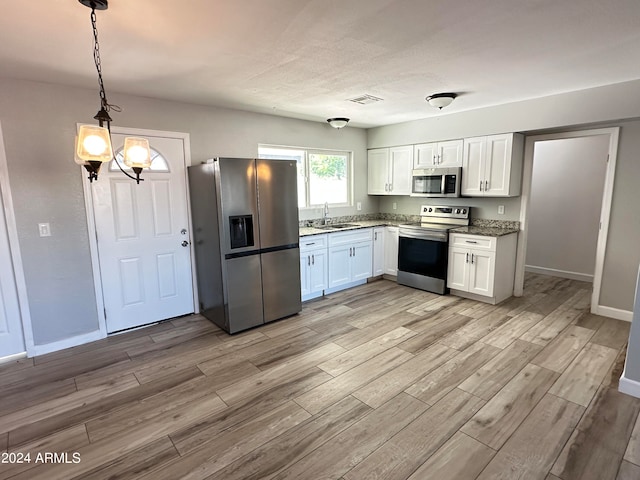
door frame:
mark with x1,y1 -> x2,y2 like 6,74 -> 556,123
0,122 -> 32,359
81,127 -> 198,337
514,127 -> 623,319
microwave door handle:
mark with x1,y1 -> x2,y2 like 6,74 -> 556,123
441,175 -> 447,195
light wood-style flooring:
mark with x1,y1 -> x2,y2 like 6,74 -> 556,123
0,273 -> 637,479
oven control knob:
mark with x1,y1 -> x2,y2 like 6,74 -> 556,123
428,207 -> 433,212
455,208 -> 461,214
462,209 -> 467,214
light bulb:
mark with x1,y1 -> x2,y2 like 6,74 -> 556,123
126,145 -> 148,164
83,134 -> 108,155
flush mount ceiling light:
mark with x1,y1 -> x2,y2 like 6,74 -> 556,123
74,0 -> 151,184
426,93 -> 458,110
327,118 -> 350,129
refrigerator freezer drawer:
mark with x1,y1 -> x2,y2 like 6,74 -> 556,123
261,247 -> 302,323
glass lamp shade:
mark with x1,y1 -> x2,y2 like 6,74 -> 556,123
327,117 -> 350,129
76,124 -> 113,162
122,137 -> 151,169
426,93 -> 457,109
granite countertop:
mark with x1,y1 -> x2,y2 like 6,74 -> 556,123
450,225 -> 519,237
299,220 -> 404,237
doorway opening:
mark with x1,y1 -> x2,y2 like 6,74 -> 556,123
514,127 -> 620,318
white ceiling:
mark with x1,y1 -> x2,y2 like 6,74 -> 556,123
1,0 -> 640,128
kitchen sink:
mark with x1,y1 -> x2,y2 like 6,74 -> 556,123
314,223 -> 359,230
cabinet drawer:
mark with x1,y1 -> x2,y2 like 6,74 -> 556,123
328,228 -> 373,246
300,234 -> 328,252
449,233 -> 496,251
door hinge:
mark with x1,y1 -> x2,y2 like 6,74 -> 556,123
606,154 -> 610,163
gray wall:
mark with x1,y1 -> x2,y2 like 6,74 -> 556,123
0,78 -> 372,346
525,136 -> 609,279
368,80 -> 640,313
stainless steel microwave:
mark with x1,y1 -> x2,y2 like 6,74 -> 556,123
411,167 -> 462,197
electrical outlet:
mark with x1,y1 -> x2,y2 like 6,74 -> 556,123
498,205 -> 505,215
38,223 -> 51,237
357,202 -> 362,211
392,202 -> 397,210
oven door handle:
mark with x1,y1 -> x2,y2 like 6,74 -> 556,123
399,229 -> 447,242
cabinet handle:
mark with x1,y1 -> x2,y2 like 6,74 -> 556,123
433,155 -> 437,165
465,240 -> 478,244
312,254 -> 315,265
374,232 -> 377,241
307,256 -> 310,266
479,180 -> 483,191
485,180 -> 489,191
384,183 -> 388,192
466,252 -> 469,263
437,154 -> 441,164
305,242 -> 316,246
389,184 -> 393,192
471,253 -> 475,264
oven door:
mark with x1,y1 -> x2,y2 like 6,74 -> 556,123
397,228 -> 449,294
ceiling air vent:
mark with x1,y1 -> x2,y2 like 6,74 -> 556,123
348,94 -> 383,105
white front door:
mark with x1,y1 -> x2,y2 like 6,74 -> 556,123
0,169 -> 25,357
91,133 -> 194,333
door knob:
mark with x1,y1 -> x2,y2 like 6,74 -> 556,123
181,229 -> 188,235
181,240 -> 189,247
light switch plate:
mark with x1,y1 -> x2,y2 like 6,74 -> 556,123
357,202 -> 362,211
38,223 -> 51,237
498,205 -> 505,215
393,202 -> 397,210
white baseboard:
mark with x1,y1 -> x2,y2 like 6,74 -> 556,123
0,351 -> 27,365
593,305 -> 633,322
28,329 -> 106,357
525,265 -> 594,283
619,368 -> 640,398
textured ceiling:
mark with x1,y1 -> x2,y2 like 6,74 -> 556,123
1,0 -> 640,127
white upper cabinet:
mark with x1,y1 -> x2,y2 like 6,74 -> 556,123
368,146 -> 413,195
461,133 -> 524,197
367,148 -> 390,195
414,140 -> 463,168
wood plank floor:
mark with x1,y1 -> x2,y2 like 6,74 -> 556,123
0,273 -> 637,480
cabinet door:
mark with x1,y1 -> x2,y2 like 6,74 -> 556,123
484,134 -> 512,196
469,249 -> 495,297
438,140 -> 463,167
413,143 -> 438,168
461,137 -> 486,196
447,247 -> 470,291
351,242 -> 373,281
328,245 -> 351,288
300,254 -> 311,297
308,249 -> 327,293
383,226 -> 399,276
373,228 -> 385,276
367,148 -> 390,195
388,146 -> 413,195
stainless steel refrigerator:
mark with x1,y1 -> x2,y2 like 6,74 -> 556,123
188,158 -> 301,333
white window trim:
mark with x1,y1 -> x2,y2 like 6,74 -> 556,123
259,144 -> 354,210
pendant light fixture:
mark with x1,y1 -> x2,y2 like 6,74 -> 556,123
74,0 -> 151,183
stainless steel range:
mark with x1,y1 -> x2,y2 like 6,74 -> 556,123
397,205 -> 470,294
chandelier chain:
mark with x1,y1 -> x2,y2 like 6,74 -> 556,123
90,7 -> 121,113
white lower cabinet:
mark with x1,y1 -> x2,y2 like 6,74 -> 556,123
384,226 -> 399,276
373,227 -> 385,276
447,232 -> 517,304
327,228 -> 373,292
300,234 -> 328,301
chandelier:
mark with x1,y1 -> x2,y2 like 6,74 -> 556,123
74,0 -> 151,184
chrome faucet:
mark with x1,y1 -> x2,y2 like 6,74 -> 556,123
323,201 -> 330,225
